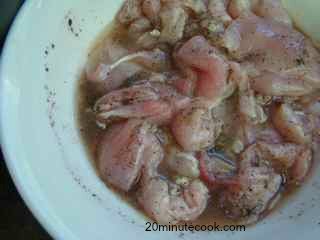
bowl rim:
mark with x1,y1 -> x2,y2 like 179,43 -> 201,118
0,1 -> 66,239
1,1 -> 320,240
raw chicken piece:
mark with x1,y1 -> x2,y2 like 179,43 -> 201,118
223,15 -> 304,64
304,98 -> 320,142
98,119 -> 155,191
176,36 -> 229,102
136,30 -> 161,49
211,95 -> 239,137
139,137 -> 209,224
237,122 -> 283,147
172,69 -> 198,96
125,49 -> 170,71
184,0 -> 208,14
251,71 -> 314,97
95,82 -> 190,125
171,99 -> 222,151
290,147 -> 313,184
166,146 -> 200,178
94,85 -> 159,112
160,4 -> 188,44
172,54 -> 200,97
128,17 -> 152,39
230,62 -> 267,124
86,40 -> 142,92
228,0 -> 253,18
139,178 -> 209,224
254,0 -> 292,25
220,144 -> 283,224
198,149 -> 238,187
222,15 -> 320,96
219,141 -> 311,223
257,141 -> 312,184
87,48 -> 170,91
229,0 -> 292,25
256,141 -> 309,169
208,0 -> 232,24
161,0 -> 208,13
117,0 -> 142,25
142,0 -> 161,25
98,100 -> 173,125
173,59 -> 198,97
271,103 -> 312,144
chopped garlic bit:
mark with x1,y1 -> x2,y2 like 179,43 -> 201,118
175,176 -> 191,186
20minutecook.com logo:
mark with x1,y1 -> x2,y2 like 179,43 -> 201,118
145,222 -> 246,232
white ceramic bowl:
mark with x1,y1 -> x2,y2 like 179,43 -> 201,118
1,0 -> 320,239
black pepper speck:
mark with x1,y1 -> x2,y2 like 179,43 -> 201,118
68,18 -> 73,27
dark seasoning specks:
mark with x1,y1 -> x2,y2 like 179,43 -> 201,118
44,84 -> 57,128
65,11 -> 83,38
44,43 -> 56,73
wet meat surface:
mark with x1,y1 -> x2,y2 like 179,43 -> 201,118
79,0 -> 320,225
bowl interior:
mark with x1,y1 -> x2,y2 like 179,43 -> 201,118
1,0 -> 320,239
